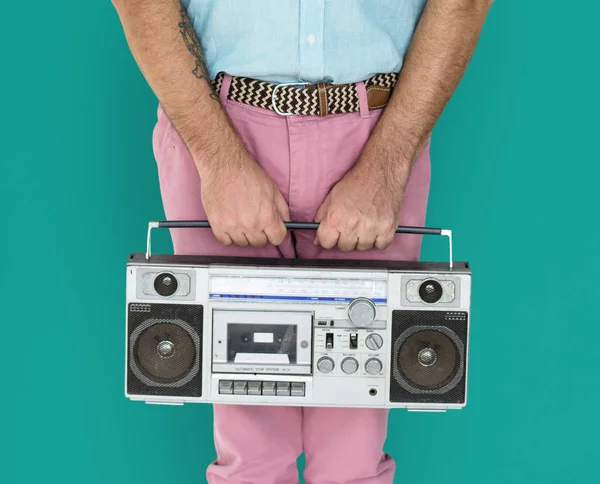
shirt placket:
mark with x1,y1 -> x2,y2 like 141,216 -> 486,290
298,0 -> 326,83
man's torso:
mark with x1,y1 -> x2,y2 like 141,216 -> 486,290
183,0 -> 427,84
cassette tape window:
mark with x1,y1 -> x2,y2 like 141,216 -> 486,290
227,323 -> 298,364
212,310 -> 313,375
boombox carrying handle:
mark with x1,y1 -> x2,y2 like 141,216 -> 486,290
145,220 -> 454,269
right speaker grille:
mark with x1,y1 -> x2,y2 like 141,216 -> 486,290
390,310 -> 468,404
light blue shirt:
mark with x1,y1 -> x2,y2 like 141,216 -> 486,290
183,0 -> 427,85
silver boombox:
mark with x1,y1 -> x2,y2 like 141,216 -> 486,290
125,221 -> 471,412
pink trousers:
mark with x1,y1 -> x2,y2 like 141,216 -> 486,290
152,75 -> 431,484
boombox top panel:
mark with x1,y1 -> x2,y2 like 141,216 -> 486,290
128,253 -> 470,274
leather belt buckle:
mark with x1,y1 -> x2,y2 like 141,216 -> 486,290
271,82 -> 309,116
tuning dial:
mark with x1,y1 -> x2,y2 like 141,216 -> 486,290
341,357 -> 359,374
365,358 -> 383,375
317,356 -> 335,374
348,298 -> 376,327
365,333 -> 384,351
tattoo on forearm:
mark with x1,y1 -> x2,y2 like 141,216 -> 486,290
178,5 -> 218,101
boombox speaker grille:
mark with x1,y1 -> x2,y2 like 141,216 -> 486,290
390,310 -> 468,404
127,303 -> 203,397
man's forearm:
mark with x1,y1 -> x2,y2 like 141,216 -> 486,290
111,0 -> 247,177
358,0 -> 493,184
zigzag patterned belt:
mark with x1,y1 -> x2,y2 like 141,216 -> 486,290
213,72 -> 398,117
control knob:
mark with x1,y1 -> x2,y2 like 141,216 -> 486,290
347,298 -> 376,327
365,358 -> 383,375
341,357 -> 359,374
317,356 -> 335,374
365,333 -> 384,351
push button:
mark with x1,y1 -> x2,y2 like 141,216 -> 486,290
262,381 -> 276,396
291,382 -> 305,397
247,381 -> 262,395
276,381 -> 291,396
233,381 -> 248,395
219,380 -> 233,394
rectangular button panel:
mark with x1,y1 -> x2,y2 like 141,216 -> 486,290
233,381 -> 248,395
291,382 -> 305,397
276,381 -> 290,396
262,381 -> 276,396
247,381 -> 262,395
219,380 -> 233,394
219,380 -> 305,397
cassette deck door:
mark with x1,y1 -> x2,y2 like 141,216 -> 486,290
212,310 -> 313,375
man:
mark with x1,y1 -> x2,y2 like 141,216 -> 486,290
112,1 -> 493,482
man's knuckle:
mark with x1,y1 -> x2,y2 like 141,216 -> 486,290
221,218 -> 236,230
245,217 -> 259,230
375,224 -> 389,236
329,212 -> 343,227
346,215 -> 359,228
265,213 -> 280,228
364,221 -> 377,234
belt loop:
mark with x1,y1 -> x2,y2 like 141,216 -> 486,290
316,82 -> 328,117
219,73 -> 233,105
356,81 -> 369,118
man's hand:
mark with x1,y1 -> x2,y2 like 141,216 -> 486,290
315,161 -> 405,252
201,157 -> 289,248
112,0 -> 290,248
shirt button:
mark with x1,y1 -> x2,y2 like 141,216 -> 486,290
306,34 -> 316,45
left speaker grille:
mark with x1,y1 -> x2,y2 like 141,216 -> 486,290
127,303 -> 203,398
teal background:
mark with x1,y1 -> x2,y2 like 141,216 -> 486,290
2,1 -> 599,483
